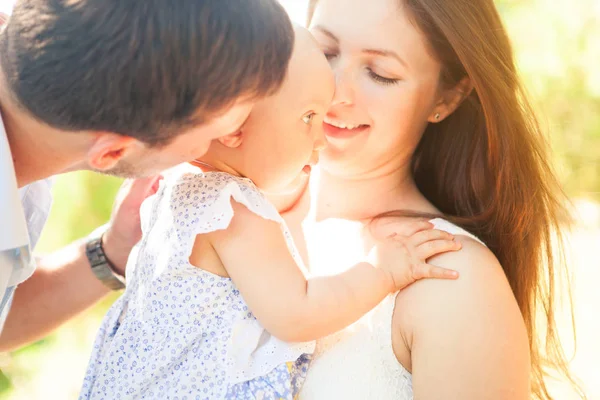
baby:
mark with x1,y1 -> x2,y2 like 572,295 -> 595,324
79,27 -> 460,400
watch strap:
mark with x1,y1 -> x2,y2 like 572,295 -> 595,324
86,237 -> 126,291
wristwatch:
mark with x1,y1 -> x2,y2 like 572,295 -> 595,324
86,236 -> 126,291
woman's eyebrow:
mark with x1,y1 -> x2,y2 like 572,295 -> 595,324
313,26 -> 339,43
313,26 -> 407,69
362,48 -> 408,69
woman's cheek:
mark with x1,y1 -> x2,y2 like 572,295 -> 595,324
365,88 -> 406,127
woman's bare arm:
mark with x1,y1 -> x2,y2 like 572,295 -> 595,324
393,237 -> 531,400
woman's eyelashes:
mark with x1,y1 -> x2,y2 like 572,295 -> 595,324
367,68 -> 400,86
320,46 -> 400,86
320,44 -> 339,61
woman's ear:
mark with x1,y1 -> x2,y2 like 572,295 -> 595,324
428,77 -> 473,123
216,131 -> 243,148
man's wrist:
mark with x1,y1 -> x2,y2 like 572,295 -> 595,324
86,224 -> 126,290
100,231 -> 127,277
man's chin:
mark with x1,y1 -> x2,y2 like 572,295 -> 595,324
95,162 -> 153,179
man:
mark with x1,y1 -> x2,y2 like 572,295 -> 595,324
0,0 -> 294,351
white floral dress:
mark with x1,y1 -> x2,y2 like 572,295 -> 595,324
79,166 -> 314,400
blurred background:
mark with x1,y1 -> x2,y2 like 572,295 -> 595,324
0,0 -> 599,398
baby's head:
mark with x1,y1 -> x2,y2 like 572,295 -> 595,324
199,26 -> 334,192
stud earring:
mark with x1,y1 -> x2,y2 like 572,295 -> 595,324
434,113 -> 441,121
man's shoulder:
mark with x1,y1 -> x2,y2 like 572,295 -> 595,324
19,178 -> 53,249
19,178 -> 53,199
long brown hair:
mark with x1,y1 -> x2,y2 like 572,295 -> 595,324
309,0 -> 581,398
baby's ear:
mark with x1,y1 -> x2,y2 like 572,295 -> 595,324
216,131 -> 243,148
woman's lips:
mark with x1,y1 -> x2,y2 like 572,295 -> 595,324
323,122 -> 370,139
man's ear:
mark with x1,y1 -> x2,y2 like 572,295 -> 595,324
216,131 -> 243,148
87,133 -> 138,171
428,76 -> 473,123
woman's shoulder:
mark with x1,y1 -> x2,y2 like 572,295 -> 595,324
428,218 -> 485,246
406,218 -> 502,301
392,225 -> 527,361
390,230 -> 530,394
394,232 -> 516,325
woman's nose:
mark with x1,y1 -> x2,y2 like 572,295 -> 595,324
331,64 -> 356,107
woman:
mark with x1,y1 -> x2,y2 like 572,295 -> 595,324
273,0 -> 580,398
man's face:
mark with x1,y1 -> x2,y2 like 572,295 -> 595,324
106,100 -> 254,177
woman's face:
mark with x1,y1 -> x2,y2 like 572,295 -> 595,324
309,0 -> 444,177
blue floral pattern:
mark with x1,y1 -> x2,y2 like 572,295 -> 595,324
79,168 -> 314,400
226,355 -> 311,399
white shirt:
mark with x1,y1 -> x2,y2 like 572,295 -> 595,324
0,116 -> 53,333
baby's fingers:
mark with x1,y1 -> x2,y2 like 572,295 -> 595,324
416,239 -> 462,260
409,229 -> 455,247
413,263 -> 459,281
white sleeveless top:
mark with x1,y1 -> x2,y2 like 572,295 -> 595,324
299,218 -> 484,400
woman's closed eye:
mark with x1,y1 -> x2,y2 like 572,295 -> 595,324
367,68 -> 400,86
321,47 -> 338,61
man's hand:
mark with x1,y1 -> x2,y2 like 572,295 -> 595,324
0,176 -> 162,350
101,176 -> 162,275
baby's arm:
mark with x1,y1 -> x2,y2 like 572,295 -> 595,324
205,201 -> 456,343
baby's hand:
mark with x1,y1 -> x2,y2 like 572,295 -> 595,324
368,228 -> 461,291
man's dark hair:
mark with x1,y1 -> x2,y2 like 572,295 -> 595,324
0,0 -> 294,145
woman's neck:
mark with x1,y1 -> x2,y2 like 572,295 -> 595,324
314,164 -> 437,222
